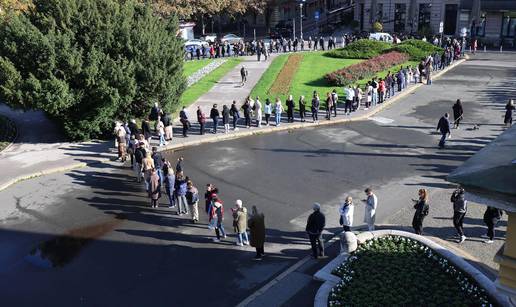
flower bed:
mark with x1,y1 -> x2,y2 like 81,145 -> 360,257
325,51 -> 409,87
329,236 -> 495,306
269,53 -> 303,95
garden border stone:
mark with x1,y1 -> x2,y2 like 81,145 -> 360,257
313,229 -> 509,307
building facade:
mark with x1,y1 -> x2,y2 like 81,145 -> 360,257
354,0 -> 516,46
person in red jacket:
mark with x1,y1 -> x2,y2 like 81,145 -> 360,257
378,78 -> 386,104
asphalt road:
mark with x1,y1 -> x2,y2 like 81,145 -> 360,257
0,52 -> 514,306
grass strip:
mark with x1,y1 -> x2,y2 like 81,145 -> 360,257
269,53 -> 304,96
0,115 -> 16,151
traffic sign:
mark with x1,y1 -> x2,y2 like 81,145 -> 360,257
314,10 -> 320,21
439,21 -> 444,34
461,27 -> 467,37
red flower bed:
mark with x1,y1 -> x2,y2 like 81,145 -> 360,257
325,51 -> 409,86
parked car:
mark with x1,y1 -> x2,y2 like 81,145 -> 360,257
221,34 -> 242,45
202,33 -> 217,43
369,32 -> 394,43
184,38 -> 209,47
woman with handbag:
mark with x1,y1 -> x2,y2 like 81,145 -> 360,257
339,196 -> 354,232
412,189 -> 430,235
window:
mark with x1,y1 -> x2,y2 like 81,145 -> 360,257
394,4 -> 406,33
418,3 -> 432,31
501,12 -> 516,38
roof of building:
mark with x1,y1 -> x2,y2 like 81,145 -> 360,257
461,0 -> 516,11
447,125 -> 516,211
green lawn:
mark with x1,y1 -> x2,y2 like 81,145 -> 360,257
180,58 -> 242,109
249,54 -> 290,101
183,59 -> 213,77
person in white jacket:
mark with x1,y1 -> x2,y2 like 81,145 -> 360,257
255,97 -> 262,128
363,187 -> 378,231
339,196 -> 354,232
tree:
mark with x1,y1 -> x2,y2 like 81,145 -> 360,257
149,0 -> 268,19
0,0 -> 186,140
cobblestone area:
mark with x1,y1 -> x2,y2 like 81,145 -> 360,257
186,58 -> 228,87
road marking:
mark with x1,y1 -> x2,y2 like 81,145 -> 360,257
369,116 -> 394,124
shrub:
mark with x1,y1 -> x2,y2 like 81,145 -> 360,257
325,51 -> 409,86
373,21 -> 383,32
325,39 -> 391,59
390,39 -> 443,60
329,236 -> 494,306
0,0 -> 186,140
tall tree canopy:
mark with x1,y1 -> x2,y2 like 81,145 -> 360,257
150,0 -> 268,18
0,0 -> 186,140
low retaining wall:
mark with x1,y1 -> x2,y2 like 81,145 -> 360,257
313,229 -> 509,307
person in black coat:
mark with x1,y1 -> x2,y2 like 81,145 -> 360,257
179,107 -> 189,137
242,99 -> 251,128
286,95 -> 295,123
412,189 -> 430,235
128,119 -> 139,137
436,113 -> 451,148
141,118 -> 152,143
222,105 -> 230,133
210,104 -> 220,134
306,203 -> 326,259
452,99 -> 464,129
299,96 -> 306,122
483,206 -> 503,243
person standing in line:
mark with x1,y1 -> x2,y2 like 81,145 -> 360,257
142,152 -> 155,192
362,187 -> 377,231
142,118 -> 152,145
151,146 -> 163,185
255,96 -> 263,127
412,189 -> 430,235
504,99 -> 515,127
452,99 -> 464,129
286,94 -> 295,123
209,195 -> 226,242
299,96 -> 306,122
240,66 -> 248,86
344,85 -> 353,115
175,171 -> 188,216
274,97 -> 283,126
163,162 -> 175,209
339,196 -> 354,232
436,113 -> 451,149
371,78 -> 378,106
306,203 -> 326,259
128,135 -> 137,168
378,78 -> 385,104
222,105 -> 230,134
148,168 -> 161,208
331,89 -> 338,117
264,99 -> 272,126
179,106 -> 189,137
176,156 -> 184,173
232,200 -> 249,246
210,104 -> 220,134
311,93 -> 320,123
134,142 -> 146,183
204,184 -> 218,214
150,102 -> 160,132
354,85 -> 363,111
162,113 -> 173,141
248,206 -> 266,260
325,92 -> 333,120
186,180 -> 199,223
157,116 -> 167,146
242,98 -> 251,128
197,106 -> 206,135
365,81 -> 372,110
230,100 -> 241,131
483,206 -> 503,244
114,122 -> 127,162
451,186 -> 467,243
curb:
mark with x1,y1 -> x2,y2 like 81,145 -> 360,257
313,229 -> 509,307
157,58 -> 467,154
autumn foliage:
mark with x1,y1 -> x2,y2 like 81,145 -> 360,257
325,51 -> 410,86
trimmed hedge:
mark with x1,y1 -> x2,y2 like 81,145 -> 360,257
325,51 -> 409,86
392,39 -> 443,60
325,39 -> 391,59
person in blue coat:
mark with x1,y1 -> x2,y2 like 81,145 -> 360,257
436,113 -> 451,148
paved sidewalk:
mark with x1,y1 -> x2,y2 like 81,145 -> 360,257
0,104 -> 114,191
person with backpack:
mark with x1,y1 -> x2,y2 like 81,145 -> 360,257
339,196 -> 354,232
230,100 -> 240,130
197,106 -> 206,135
483,206 -> 503,244
134,142 -> 146,183
451,186 -> 467,243
331,89 -> 338,117
186,180 -> 199,223
306,203 -> 326,259
412,189 -> 430,235
210,104 -> 220,134
209,194 -> 226,242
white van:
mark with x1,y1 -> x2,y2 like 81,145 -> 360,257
369,32 -> 393,43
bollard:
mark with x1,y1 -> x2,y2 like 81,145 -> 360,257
500,45 -> 503,53
469,46 -> 471,53
340,231 -> 358,254
484,45 -> 487,53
